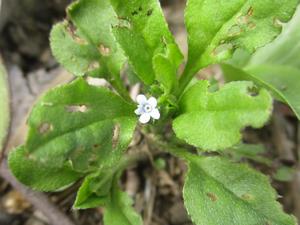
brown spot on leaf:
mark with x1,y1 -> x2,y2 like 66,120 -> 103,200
112,123 -> 120,149
93,144 -> 100,148
98,44 -> 111,56
206,192 -> 217,202
241,193 -> 254,201
66,21 -> 88,45
66,105 -> 88,113
147,9 -> 153,16
38,123 -> 52,134
228,25 -> 243,37
131,10 -> 138,16
212,43 -> 233,56
247,6 -> 254,17
87,61 -> 100,71
248,21 -> 256,30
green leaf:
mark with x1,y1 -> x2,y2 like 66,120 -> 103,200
19,78 -> 136,171
184,0 -> 298,78
51,0 -> 126,77
273,166 -> 296,182
153,43 -> 183,93
222,64 -> 300,119
224,7 -> 300,120
0,60 -> 9,151
74,171 -> 112,209
228,143 -> 272,166
248,5 -> 300,69
51,0 -> 129,98
50,22 -> 102,77
8,146 -> 82,191
173,80 -> 272,151
104,184 -> 142,225
110,0 -> 182,85
184,156 -> 296,225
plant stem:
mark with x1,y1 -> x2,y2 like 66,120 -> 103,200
175,65 -> 194,98
118,151 -> 149,172
100,59 -> 132,102
175,62 -> 198,98
110,78 -> 132,102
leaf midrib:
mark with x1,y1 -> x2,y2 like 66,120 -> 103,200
27,115 -> 134,154
186,160 -> 291,225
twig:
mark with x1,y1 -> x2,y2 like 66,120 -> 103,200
0,160 -> 75,225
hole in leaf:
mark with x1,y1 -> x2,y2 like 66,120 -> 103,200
87,61 -> 100,72
112,123 -> 121,149
206,192 -> 217,202
228,25 -> 243,37
66,105 -> 88,113
147,9 -> 153,16
237,15 -> 249,25
98,44 -> 111,56
273,17 -> 284,28
38,123 -> 53,134
247,86 -> 259,97
41,102 -> 54,107
115,18 -> 132,29
86,77 -> 108,87
212,43 -> 233,56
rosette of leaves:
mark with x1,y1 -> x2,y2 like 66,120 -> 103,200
8,0 -> 299,224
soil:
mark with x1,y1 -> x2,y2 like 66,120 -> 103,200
0,0 -> 299,225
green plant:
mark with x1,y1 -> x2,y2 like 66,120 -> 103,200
8,0 -> 300,224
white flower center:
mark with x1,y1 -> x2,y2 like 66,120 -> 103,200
143,104 -> 152,113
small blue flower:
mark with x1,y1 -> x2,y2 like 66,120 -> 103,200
135,95 -> 160,124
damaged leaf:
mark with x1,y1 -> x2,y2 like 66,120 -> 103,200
184,156 -> 297,225
182,0 -> 298,88
10,78 -> 136,176
173,80 -> 272,151
110,0 -> 183,85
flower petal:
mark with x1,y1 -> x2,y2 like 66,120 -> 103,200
147,97 -> 157,107
136,95 -> 147,104
150,108 -> 160,120
139,113 -> 151,124
134,107 -> 143,115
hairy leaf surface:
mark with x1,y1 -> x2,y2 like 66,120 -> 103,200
74,171 -> 112,209
184,0 -> 298,78
110,0 -> 182,85
9,146 -> 82,191
21,78 -> 136,171
184,156 -> 296,225
223,64 -> 300,119
173,81 -> 272,150
104,185 -> 143,225
248,5 -> 300,69
51,0 -> 127,95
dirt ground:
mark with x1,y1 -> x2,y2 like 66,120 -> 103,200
0,0 -> 300,225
